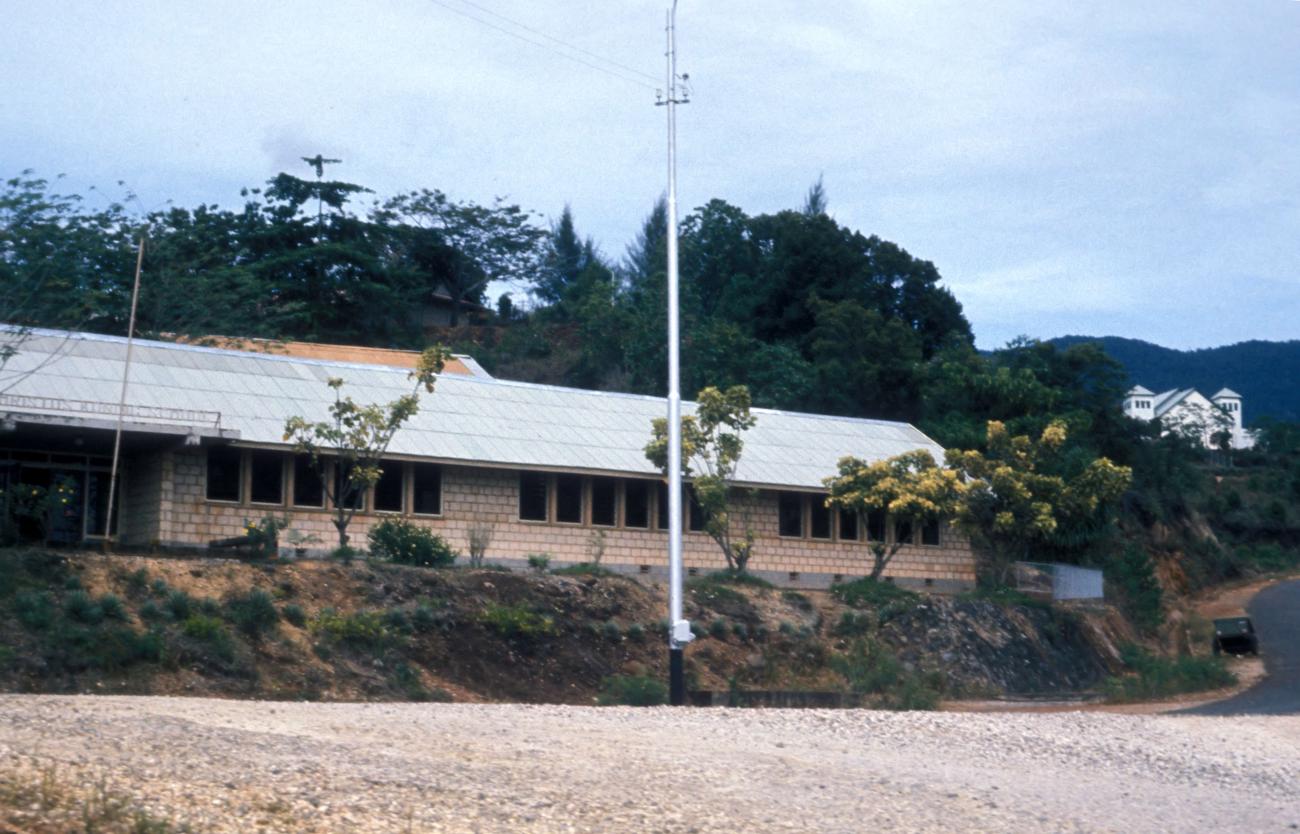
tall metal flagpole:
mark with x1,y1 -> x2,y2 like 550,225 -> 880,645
658,0 -> 692,706
104,237 -> 145,548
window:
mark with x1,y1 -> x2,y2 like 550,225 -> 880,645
293,456 -> 324,507
249,451 -> 283,505
893,518 -> 914,546
87,471 -> 118,536
778,492 -> 803,537
810,499 -> 832,540
656,481 -> 669,530
373,462 -> 404,513
412,463 -> 442,515
519,472 -> 548,521
838,508 -> 858,542
555,474 -> 583,523
921,519 -> 940,546
206,446 -> 241,502
591,477 -> 617,527
688,485 -> 706,532
334,464 -> 365,510
625,480 -> 650,528
866,510 -> 886,543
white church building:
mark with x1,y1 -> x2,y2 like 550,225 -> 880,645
1123,385 -> 1255,450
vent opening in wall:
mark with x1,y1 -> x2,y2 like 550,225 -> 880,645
924,577 -> 934,587
639,564 -> 651,575
788,571 -> 800,582
688,567 -> 698,577
832,573 -> 843,583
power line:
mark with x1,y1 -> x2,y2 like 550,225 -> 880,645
451,0 -> 660,83
424,0 -> 660,92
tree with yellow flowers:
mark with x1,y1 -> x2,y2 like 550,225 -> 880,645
645,385 -> 758,573
825,449 -> 964,581
946,420 -> 1132,586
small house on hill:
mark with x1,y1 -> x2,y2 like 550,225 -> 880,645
0,327 -> 975,590
1123,384 -> 1255,450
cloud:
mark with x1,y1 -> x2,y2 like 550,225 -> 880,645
1,0 -> 1296,351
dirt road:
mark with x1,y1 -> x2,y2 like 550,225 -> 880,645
1,695 -> 1297,833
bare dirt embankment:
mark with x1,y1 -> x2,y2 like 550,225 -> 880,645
1,695 -> 1298,834
0,549 -> 1130,705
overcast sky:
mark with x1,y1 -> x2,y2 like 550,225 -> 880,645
3,1 -> 1297,350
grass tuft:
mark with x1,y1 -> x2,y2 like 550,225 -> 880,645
1104,645 -> 1236,702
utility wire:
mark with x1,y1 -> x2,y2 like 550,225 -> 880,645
450,0 -> 660,83
424,0 -> 660,92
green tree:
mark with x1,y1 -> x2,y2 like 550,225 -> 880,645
947,421 -> 1132,586
247,167 -> 405,344
534,204 -> 587,308
618,198 -> 669,394
802,175 -> 828,216
808,298 -> 923,420
0,171 -> 137,337
825,450 -> 964,581
137,203 -> 274,339
375,189 -> 545,326
645,385 -> 758,572
684,321 -> 815,411
284,346 -> 449,547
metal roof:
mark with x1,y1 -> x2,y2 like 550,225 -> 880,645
1151,388 -> 1192,417
2,327 -> 947,490
1211,388 -> 1241,400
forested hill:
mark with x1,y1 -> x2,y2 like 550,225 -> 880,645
1049,336 -> 1300,424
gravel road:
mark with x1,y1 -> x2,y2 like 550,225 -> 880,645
1,695 -> 1297,833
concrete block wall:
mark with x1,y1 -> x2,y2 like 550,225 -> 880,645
159,449 -> 976,585
120,452 -> 167,546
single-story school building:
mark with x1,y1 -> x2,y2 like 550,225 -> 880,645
0,327 -> 976,590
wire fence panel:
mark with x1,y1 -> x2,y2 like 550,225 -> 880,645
1015,562 -> 1104,601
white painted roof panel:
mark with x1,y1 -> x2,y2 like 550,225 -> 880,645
4,328 -> 947,490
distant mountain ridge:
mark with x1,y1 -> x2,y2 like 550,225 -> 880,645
1048,335 -> 1300,424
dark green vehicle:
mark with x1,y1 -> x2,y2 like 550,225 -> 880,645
1212,617 -> 1259,656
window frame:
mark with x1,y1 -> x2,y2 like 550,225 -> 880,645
291,455 -> 326,509
372,460 -> 406,514
656,481 -> 669,531
205,446 -> 243,504
777,491 -> 804,538
838,508 -> 859,542
332,462 -> 366,512
518,471 -> 550,522
554,473 -> 584,525
590,476 -> 618,528
686,484 -> 708,532
893,517 -> 915,547
411,462 -> 443,517
865,510 -> 887,543
624,479 -> 651,529
247,450 -> 285,507
809,497 -> 832,540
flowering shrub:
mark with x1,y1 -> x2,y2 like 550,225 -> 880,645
0,476 -> 78,545
367,519 -> 456,567
242,515 -> 288,559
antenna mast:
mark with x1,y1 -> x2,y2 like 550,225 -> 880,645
657,0 -> 692,707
